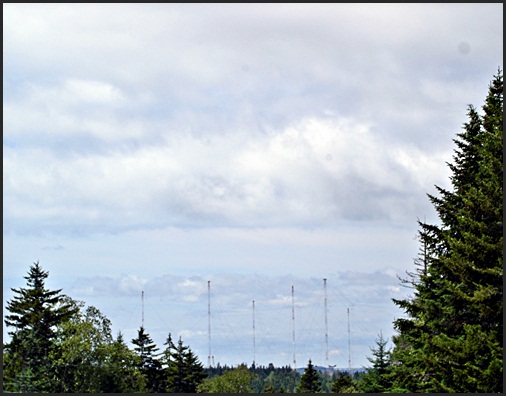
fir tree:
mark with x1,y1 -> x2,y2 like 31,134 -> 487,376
3,261 -> 79,392
391,71 -> 503,392
331,371 -> 355,393
297,359 -> 321,393
357,332 -> 392,393
163,333 -> 206,392
131,326 -> 164,392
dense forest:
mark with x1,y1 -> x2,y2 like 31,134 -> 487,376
3,71 -> 502,393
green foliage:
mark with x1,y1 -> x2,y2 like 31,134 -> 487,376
198,364 -> 254,393
4,263 -> 278,393
204,363 -> 300,393
3,261 -> 79,392
131,325 -> 165,392
331,371 -> 358,393
357,332 -> 392,392
49,298 -> 112,392
100,331 -> 146,392
49,299 -> 145,392
297,359 -> 321,393
163,333 -> 206,392
250,363 -> 301,393
391,71 -> 503,392
3,265 -> 146,393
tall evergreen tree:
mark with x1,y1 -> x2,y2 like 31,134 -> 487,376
131,326 -> 164,392
297,359 -> 321,393
391,71 -> 503,392
357,332 -> 392,393
3,261 -> 79,392
163,333 -> 206,392
331,371 -> 356,393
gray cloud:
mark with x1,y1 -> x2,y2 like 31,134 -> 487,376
3,116 -> 451,234
5,4 -> 501,237
4,4 -> 501,137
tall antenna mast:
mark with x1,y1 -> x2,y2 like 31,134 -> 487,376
141,290 -> 144,328
291,285 -> 296,369
252,300 -> 256,366
347,307 -> 351,370
208,281 -> 212,368
323,278 -> 329,368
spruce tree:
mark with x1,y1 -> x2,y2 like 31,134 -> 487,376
3,261 -> 79,392
357,332 -> 392,393
391,71 -> 503,392
131,326 -> 164,392
297,359 -> 321,393
163,333 -> 206,392
331,371 -> 355,393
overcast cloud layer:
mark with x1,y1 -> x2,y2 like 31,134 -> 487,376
3,3 -> 503,368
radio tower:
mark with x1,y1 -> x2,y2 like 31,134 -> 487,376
291,285 -> 296,369
208,281 -> 212,368
347,307 -> 351,370
141,291 -> 144,328
252,300 -> 256,366
323,279 -> 329,368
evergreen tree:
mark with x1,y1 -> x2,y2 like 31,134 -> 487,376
391,71 -> 503,392
331,371 -> 355,393
131,326 -> 164,392
356,332 -> 392,392
3,261 -> 79,392
163,333 -> 206,392
235,363 -> 301,393
297,359 -> 321,393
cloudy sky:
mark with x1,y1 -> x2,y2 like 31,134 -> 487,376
3,3 -> 503,369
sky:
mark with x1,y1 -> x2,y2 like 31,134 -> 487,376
3,3 -> 503,369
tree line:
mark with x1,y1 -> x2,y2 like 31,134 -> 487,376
3,71 -> 502,393
0,260 -> 362,393
0,261 -> 360,393
2,261 -> 206,393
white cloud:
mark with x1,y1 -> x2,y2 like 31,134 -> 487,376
4,79 -> 151,145
179,329 -> 207,340
387,286 -> 401,294
3,4 -> 498,236
62,79 -> 126,105
118,274 -> 149,294
3,115 -> 450,234
329,349 -> 343,356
